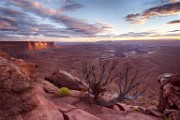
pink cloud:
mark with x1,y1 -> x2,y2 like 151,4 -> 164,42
125,2 -> 180,24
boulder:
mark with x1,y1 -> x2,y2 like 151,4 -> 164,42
45,70 -> 88,90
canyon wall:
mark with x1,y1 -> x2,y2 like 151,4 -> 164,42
0,41 -> 58,58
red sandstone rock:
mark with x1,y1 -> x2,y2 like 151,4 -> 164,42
39,79 -> 59,95
97,112 -> 159,120
45,69 -> 88,90
57,102 -> 101,120
0,57 -> 37,119
24,93 -> 64,120
157,73 -> 180,120
65,109 -> 101,120
0,56 -> 64,120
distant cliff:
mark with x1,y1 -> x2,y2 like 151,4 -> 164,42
0,41 -> 58,57
28,41 -> 58,50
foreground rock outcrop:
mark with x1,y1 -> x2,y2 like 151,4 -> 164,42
157,73 -> 180,120
0,54 -> 160,120
0,56 -> 64,120
0,60 -> 36,119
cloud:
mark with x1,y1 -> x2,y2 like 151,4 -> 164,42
117,30 -> 180,39
61,3 -> 84,11
51,15 -> 113,35
125,2 -> 180,24
7,0 -> 60,16
45,0 -> 52,3
0,4 -> 112,39
0,6 -> 25,17
169,0 -> 180,3
0,6 -> 70,38
0,22 -> 16,31
61,0 -> 84,11
167,20 -> 180,24
63,0 -> 74,4
124,14 -> 143,24
168,29 -> 180,32
0,17 -> 17,31
119,31 -> 156,37
0,6 -> 34,32
4,0 -> 112,36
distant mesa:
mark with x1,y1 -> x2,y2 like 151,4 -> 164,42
28,41 -> 59,50
0,41 -> 60,58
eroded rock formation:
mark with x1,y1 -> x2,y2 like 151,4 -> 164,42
0,56 -> 63,120
157,73 -> 180,120
0,56 -> 36,119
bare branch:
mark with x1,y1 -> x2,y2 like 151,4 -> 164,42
98,59 -> 107,84
80,58 -> 118,101
79,58 -> 148,104
101,59 -> 118,86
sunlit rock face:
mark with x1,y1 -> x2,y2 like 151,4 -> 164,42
0,41 -> 59,58
0,41 -> 58,51
28,41 -> 59,50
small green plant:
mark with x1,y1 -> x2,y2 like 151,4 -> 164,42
58,87 -> 71,97
132,107 -> 142,112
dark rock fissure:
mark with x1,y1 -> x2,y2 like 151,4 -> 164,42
62,113 -> 70,120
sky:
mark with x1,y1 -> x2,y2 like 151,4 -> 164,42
0,0 -> 179,42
